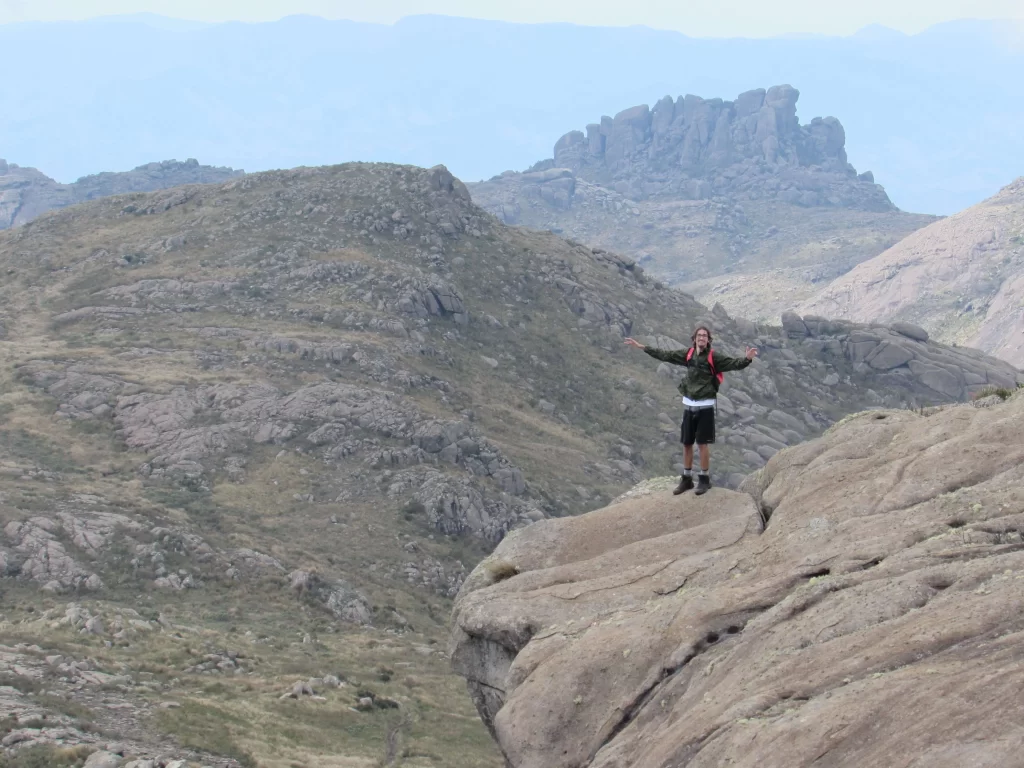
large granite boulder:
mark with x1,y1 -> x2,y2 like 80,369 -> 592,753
891,321 -> 929,342
451,392 -> 1024,767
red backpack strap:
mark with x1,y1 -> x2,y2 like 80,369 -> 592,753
708,349 -> 724,385
685,347 -> 695,362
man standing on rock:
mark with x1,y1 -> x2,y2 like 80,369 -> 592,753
625,327 -> 757,496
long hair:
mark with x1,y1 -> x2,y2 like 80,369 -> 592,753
691,325 -> 713,347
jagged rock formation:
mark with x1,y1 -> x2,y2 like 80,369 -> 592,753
451,391 -> 1024,768
468,86 -> 933,324
545,85 -> 890,210
801,177 -> 1024,367
0,157 -> 242,229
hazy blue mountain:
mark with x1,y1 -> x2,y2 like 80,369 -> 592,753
1,13 -> 1021,214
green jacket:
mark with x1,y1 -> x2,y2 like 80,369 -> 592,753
644,345 -> 751,401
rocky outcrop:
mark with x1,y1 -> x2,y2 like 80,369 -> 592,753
0,494 -> 279,596
408,469 -> 535,541
15,360 -> 536,543
289,569 -> 373,625
1,509 -> 141,592
451,391 -> 1024,767
779,310 -> 1023,400
540,85 -> 891,210
0,161 -> 73,229
801,177 -> 1024,367
490,168 -> 577,217
393,275 -> 470,325
0,157 -> 242,229
71,158 -> 243,201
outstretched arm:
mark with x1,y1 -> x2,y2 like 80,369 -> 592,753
624,337 -> 690,366
713,346 -> 759,372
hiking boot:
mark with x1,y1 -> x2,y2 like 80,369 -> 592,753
673,475 -> 694,495
694,475 -> 711,496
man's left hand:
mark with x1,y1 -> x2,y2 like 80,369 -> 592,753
745,347 -> 759,360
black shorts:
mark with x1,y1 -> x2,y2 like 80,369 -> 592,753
681,407 -> 715,446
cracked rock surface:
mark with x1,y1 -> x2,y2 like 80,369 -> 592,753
451,391 -> 1024,767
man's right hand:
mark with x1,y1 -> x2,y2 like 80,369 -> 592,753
623,338 -> 646,349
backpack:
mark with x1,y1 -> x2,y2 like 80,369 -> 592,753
686,346 -> 724,389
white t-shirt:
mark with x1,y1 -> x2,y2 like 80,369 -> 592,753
683,397 -> 716,408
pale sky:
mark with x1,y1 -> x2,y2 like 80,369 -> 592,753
1,0 -> 1023,37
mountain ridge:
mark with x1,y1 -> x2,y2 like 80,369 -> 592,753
0,157 -> 243,229
800,176 -> 1024,367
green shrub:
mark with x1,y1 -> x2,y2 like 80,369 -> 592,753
972,384 -> 1023,401
0,673 -> 42,695
400,499 -> 426,520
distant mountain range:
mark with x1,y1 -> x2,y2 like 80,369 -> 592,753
1,14 -> 1021,215
0,157 -> 242,229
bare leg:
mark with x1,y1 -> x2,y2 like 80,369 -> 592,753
684,444 -> 694,469
698,444 -> 710,472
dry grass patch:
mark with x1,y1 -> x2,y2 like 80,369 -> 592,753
481,559 -> 519,584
